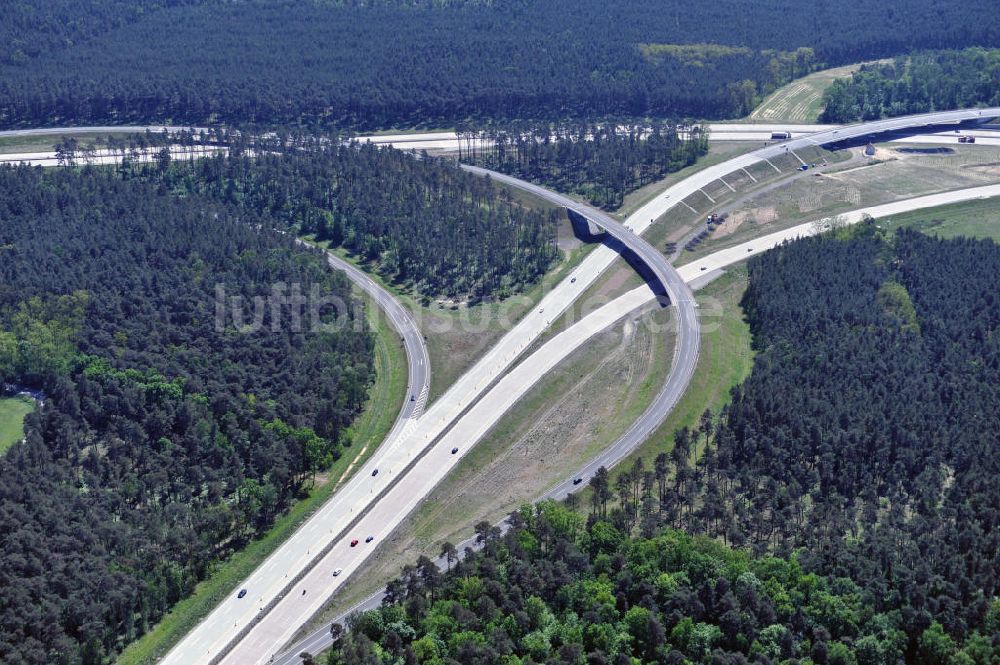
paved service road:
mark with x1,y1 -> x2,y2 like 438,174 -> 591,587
271,179 -> 1000,664
212,162 -> 702,665
323,252 -> 430,432
157,108 -> 998,663
459,165 -> 702,503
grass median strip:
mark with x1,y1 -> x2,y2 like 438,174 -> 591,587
879,196 -> 1000,241
298,305 -> 675,642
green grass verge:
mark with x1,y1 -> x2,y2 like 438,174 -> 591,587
0,396 -> 34,455
617,142 -> 759,221
313,234 -> 594,403
748,62 -> 866,123
575,266 -> 754,504
299,306 -> 674,640
0,131 -> 143,155
115,291 -> 406,665
880,197 -> 1000,242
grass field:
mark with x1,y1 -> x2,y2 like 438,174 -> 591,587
676,144 -> 1000,265
115,289 -> 407,665
573,266 -> 754,508
0,396 -> 34,455
880,197 -> 1000,241
749,62 -> 864,123
0,131 -> 143,155
299,304 -> 675,640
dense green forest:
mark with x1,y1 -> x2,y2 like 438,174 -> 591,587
457,122 -> 709,210
327,502 -> 998,665
0,165 -> 374,664
0,1 -> 200,65
102,132 -> 559,301
821,48 -> 1000,122
339,225 -> 1000,664
1,0 -> 998,129
584,226 -> 999,661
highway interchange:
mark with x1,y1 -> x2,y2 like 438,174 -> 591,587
272,175 -> 1000,664
205,157 -> 705,665
214,107 -> 1000,665
3,109 -> 999,664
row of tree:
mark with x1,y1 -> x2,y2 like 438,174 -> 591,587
2,0 -> 999,129
101,131 -> 561,302
456,121 -> 709,210
821,48 -> 1000,122
0,164 -> 375,664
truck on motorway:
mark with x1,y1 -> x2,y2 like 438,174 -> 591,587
770,131 -> 792,140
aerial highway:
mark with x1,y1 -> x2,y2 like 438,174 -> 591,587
270,178 -> 1000,664
355,124 -> 841,151
209,162 -> 702,665
0,124 -> 191,139
757,108 -> 1000,157
356,118 -> 1000,152
3,114 -> 997,167
223,108 -> 1000,664
459,164 -> 702,500
177,108 -> 1000,665
9,110 -> 997,664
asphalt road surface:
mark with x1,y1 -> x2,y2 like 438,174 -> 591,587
17,110 -> 995,664
0,125 -> 195,139
458,165 -> 702,504
354,125 -> 836,152
356,116 -> 1000,152
210,160 -> 702,664
206,109 -> 1000,665
271,178 -> 1000,664
322,252 -> 430,432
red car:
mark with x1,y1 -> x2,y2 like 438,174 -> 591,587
350,539 -> 359,547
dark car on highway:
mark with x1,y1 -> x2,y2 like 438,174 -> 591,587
350,539 -> 359,547
365,535 -> 374,543
238,589 -> 247,599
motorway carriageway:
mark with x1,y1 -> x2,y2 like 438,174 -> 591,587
3,120 -> 998,168
205,109 -> 1000,664
207,168 -> 703,665
5,114 -> 993,663
270,179 -> 1000,665
354,123 -> 1000,151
